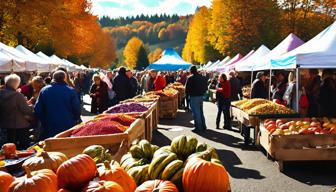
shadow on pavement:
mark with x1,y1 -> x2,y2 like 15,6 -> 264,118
159,110 -> 194,128
217,149 -> 266,180
283,161 -> 336,186
196,129 -> 259,151
152,130 -> 172,146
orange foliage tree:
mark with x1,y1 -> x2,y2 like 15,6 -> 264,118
0,0 -> 116,69
148,48 -> 163,63
123,37 -> 149,70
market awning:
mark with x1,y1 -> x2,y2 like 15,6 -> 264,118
147,48 -> 193,71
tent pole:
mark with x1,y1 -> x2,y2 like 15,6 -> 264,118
269,69 -> 272,100
296,68 -> 300,113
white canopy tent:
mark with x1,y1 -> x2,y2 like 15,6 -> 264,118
16,45 -> 57,73
210,56 -> 231,71
205,60 -> 220,71
271,21 -> 336,69
0,51 -> 26,72
235,45 -> 270,71
252,33 -> 305,71
200,61 -> 212,70
0,43 -> 38,71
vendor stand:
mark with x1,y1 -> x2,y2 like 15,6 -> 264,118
44,117 -> 145,158
259,118 -> 336,171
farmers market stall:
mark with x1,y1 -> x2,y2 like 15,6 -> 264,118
231,99 -> 298,145
167,82 -> 186,108
44,114 -> 145,158
260,118 -> 336,171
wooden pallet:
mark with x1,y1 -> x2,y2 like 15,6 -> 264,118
44,118 -> 145,158
259,124 -> 336,172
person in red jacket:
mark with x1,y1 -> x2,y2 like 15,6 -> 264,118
216,73 -> 231,130
154,72 -> 167,91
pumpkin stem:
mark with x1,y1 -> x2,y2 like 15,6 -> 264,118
39,151 -> 50,159
103,160 -> 111,170
24,167 -> 32,178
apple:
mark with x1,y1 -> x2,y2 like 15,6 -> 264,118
276,119 -> 284,127
310,121 -> 320,127
295,121 -> 303,126
280,124 -> 289,130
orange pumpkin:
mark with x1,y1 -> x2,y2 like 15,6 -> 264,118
9,169 -> 58,192
0,171 -> 14,192
98,161 -> 136,192
23,151 -> 68,172
56,154 -> 97,190
182,158 -> 229,192
83,180 -> 124,192
135,180 -> 179,192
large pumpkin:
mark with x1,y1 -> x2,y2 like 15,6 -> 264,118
0,171 -> 14,192
9,169 -> 58,192
182,158 -> 229,192
23,151 -> 68,172
82,180 -> 124,192
135,180 -> 179,192
56,154 -> 97,190
98,161 -> 136,192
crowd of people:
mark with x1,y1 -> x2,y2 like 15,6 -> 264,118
0,65 -> 335,149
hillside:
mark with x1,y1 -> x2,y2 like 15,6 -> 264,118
99,15 -> 191,67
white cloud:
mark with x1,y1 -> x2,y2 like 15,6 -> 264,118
91,0 -> 211,18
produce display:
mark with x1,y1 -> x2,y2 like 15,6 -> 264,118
22,151 -> 68,172
104,102 -> 149,114
0,143 -> 35,167
1,135 -> 230,192
135,180 -> 179,192
146,88 -> 179,97
232,99 -> 294,115
9,168 -> 58,192
120,136 -> 226,191
264,117 -> 336,135
83,145 -> 113,164
70,114 -> 136,137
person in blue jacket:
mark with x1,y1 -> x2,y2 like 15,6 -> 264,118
35,70 -> 81,139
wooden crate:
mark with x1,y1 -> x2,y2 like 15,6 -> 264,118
44,119 -> 145,158
259,124 -> 336,172
159,93 -> 178,119
118,100 -> 159,140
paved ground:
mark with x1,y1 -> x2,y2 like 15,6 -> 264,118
82,96 -> 336,192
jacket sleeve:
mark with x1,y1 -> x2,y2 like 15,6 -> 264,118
185,77 -> 191,95
17,93 -> 34,116
71,90 -> 81,121
34,90 -> 45,122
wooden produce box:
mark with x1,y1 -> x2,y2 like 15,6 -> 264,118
119,100 -> 159,140
159,93 -> 178,119
259,124 -> 336,172
44,118 -> 145,158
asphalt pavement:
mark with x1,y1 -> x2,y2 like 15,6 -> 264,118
81,95 -> 336,192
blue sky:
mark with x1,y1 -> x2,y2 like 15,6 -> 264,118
91,0 -> 211,18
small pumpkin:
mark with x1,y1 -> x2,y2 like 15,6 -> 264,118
82,180 -> 124,192
98,161 -> 136,192
9,168 -> 58,192
135,180 -> 179,192
0,171 -> 14,192
57,154 -> 97,190
182,158 -> 229,192
1,143 -> 16,158
23,151 -> 68,172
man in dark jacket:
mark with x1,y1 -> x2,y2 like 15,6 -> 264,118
126,69 -> 139,97
113,67 -> 133,102
35,71 -> 81,139
251,72 -> 268,99
229,71 -> 243,101
185,66 -> 208,132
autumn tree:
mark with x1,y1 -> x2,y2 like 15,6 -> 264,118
208,0 -> 281,55
123,37 -> 149,70
182,6 -> 220,64
148,48 -> 163,63
0,0 -> 117,69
